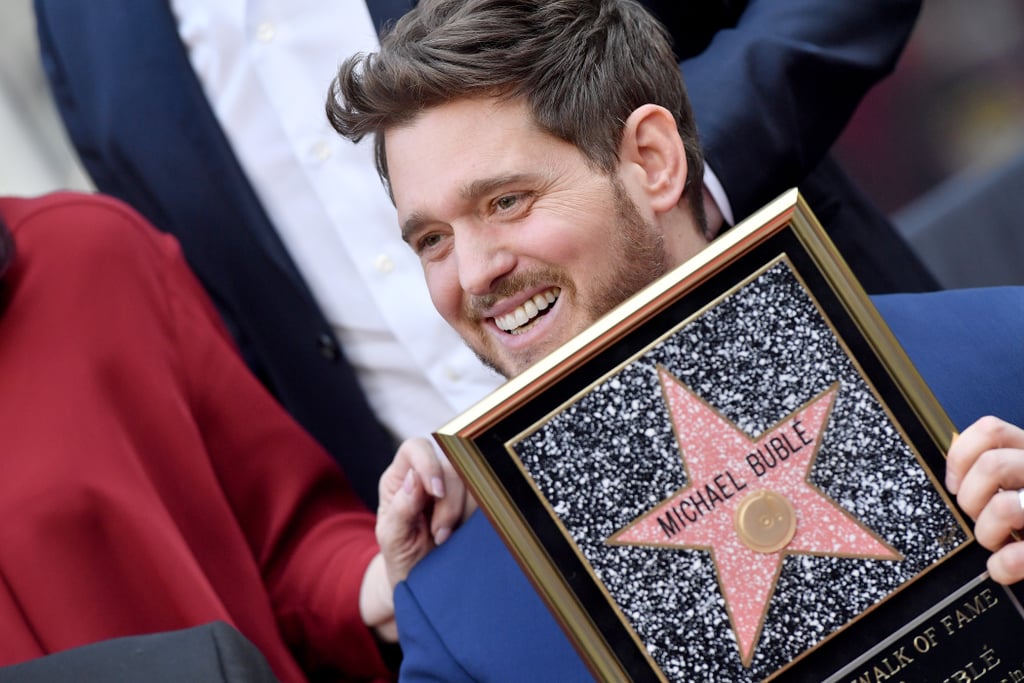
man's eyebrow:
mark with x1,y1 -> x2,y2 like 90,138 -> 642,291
458,173 -> 535,202
401,213 -> 430,244
400,173 -> 537,244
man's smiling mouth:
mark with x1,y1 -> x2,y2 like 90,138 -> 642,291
494,287 -> 561,335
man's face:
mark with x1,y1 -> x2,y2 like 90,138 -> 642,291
386,98 -> 680,378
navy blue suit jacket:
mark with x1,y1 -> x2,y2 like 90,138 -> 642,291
395,287 -> 1024,682
34,0 -> 932,507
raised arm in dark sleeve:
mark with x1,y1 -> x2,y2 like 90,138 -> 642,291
656,0 -> 922,221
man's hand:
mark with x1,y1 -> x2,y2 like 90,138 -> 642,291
376,437 -> 476,590
946,416 -> 1024,584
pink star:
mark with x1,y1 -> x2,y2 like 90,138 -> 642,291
609,366 -> 902,666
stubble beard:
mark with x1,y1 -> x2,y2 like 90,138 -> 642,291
465,177 -> 668,379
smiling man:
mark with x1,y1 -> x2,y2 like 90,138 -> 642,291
328,0 -> 1024,680
385,96 -> 707,378
330,0 -> 711,381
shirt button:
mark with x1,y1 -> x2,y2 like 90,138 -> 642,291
317,333 -> 340,362
256,21 -> 276,43
311,141 -> 332,162
374,254 -> 394,274
444,366 -> 461,382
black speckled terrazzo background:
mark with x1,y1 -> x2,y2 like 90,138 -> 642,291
512,260 -> 967,682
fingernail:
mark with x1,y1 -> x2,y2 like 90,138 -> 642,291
431,476 -> 445,498
945,432 -> 960,494
434,527 -> 451,545
402,470 -> 415,494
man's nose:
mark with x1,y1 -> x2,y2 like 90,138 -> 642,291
456,229 -> 516,296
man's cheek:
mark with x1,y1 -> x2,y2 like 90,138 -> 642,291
425,271 -> 460,323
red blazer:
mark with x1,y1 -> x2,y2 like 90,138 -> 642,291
0,193 -> 390,682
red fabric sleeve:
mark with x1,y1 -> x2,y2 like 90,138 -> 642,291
153,205 -> 392,679
0,192 -> 392,681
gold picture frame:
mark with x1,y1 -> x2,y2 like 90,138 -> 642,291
434,189 -> 1023,681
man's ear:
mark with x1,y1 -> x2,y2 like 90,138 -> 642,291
617,105 -> 689,215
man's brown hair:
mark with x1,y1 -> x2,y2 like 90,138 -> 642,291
327,0 -> 705,226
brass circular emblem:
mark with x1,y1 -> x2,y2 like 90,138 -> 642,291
734,490 -> 797,553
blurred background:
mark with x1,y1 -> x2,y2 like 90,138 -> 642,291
1,0 -> 1022,288
832,0 -> 1024,289
0,0 -> 92,195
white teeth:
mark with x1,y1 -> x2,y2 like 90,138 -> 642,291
494,287 -> 561,333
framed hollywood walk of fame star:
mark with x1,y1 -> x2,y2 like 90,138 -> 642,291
433,189 -> 1024,682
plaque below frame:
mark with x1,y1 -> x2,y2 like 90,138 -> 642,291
433,189 -> 1024,682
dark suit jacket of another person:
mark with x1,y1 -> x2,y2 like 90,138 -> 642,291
33,0 -> 935,508
0,622 -> 280,683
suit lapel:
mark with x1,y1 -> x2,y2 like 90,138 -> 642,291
112,0 -> 311,286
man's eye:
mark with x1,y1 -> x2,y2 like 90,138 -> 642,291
495,195 -> 519,211
418,233 -> 443,252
